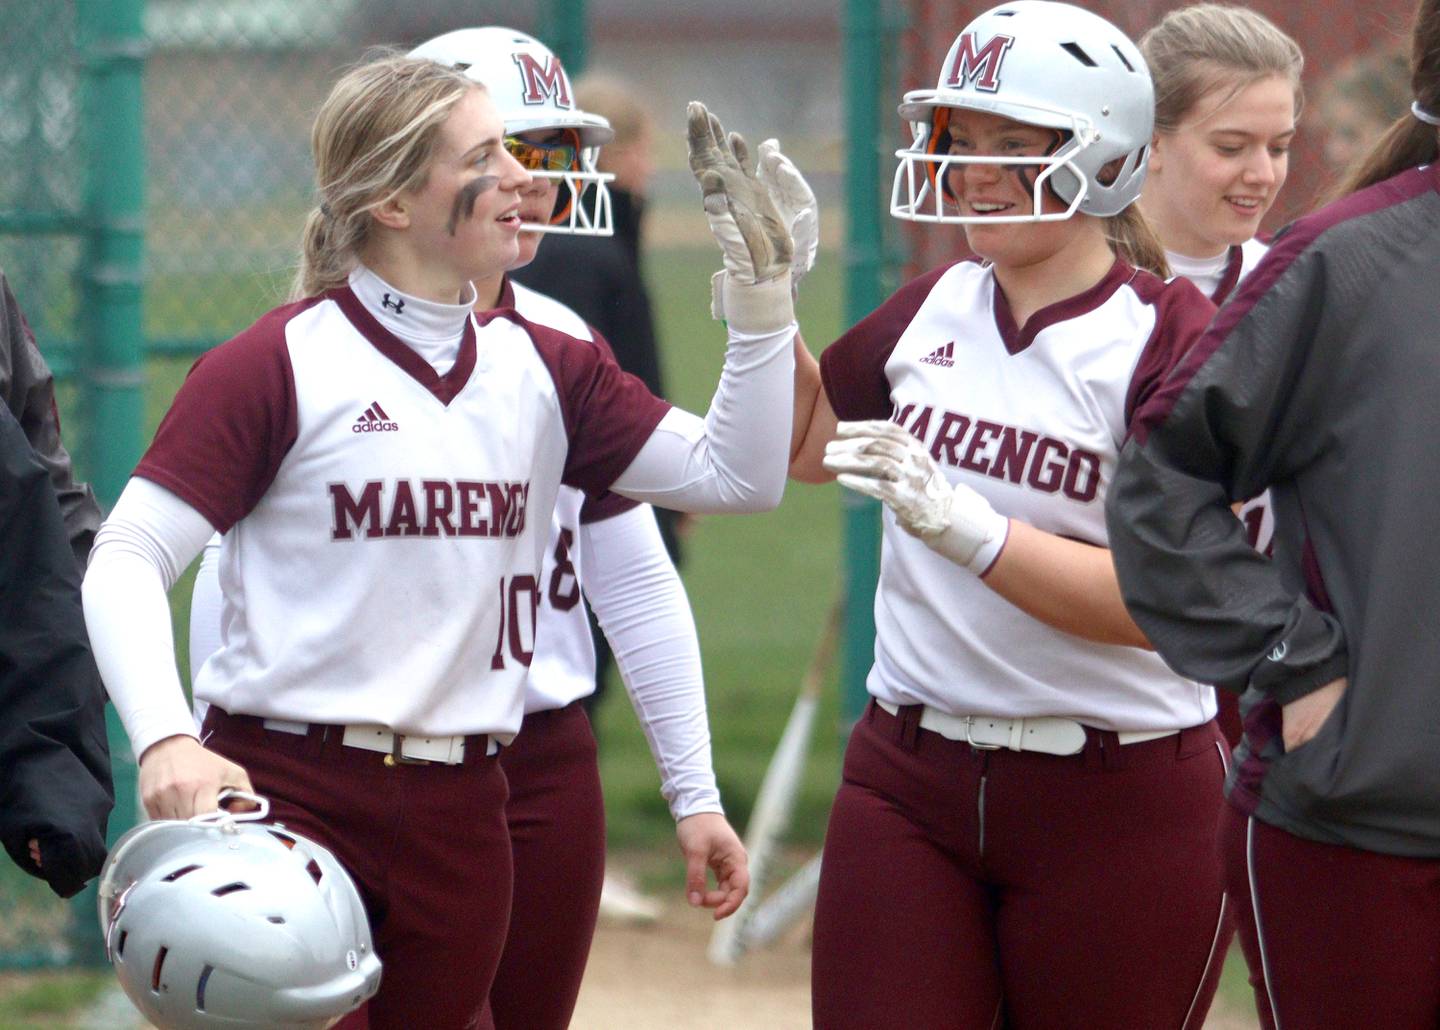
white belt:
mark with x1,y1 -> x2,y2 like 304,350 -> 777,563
875,700 -> 1177,756
261,718 -> 499,764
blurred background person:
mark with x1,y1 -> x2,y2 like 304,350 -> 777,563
512,70 -> 677,924
1318,48 -> 1411,176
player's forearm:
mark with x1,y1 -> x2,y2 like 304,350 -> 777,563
83,479 -> 215,758
581,507 -> 722,819
790,333 -> 822,464
981,519 -> 1152,649
611,313 -> 795,513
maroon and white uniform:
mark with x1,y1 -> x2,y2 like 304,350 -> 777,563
84,264 -> 792,1029
810,258 -> 1231,1029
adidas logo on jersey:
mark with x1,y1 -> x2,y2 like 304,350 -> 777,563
920,341 -> 956,367
352,401 -> 399,434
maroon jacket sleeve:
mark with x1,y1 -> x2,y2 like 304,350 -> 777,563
133,300 -> 312,531
576,327 -> 642,524
820,262 -> 957,421
522,319 -> 671,501
1122,273 -> 1218,430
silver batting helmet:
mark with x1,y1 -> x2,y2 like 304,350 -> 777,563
97,795 -> 381,1030
892,0 -> 1153,224
410,27 -> 615,236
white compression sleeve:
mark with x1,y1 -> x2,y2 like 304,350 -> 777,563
610,320 -> 794,513
82,478 -> 216,760
188,533 -> 223,728
581,505 -> 723,821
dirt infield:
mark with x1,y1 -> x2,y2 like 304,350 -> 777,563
572,906 -> 1262,1029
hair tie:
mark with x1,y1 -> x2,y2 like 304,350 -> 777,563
320,202 -> 335,219
1412,100 -> 1440,126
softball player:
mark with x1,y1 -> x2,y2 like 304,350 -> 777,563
187,30 -> 746,1030
787,4 -> 1230,1025
1109,2 -> 1440,1023
83,55 -> 794,1029
1138,4 -> 1303,745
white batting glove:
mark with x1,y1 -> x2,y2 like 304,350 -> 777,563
757,138 -> 818,291
687,101 -> 794,333
712,138 -> 819,322
822,420 -> 1010,574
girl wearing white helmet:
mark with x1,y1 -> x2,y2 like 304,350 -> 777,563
787,2 -> 1229,1025
85,52 -> 793,1029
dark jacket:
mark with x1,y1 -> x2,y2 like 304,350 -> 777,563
0,406 -> 112,896
1107,164 -> 1440,856
0,269 -> 102,565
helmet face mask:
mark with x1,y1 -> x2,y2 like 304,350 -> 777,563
410,27 -> 616,236
891,0 -> 1153,226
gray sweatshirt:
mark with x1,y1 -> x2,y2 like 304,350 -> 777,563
1107,164 -> 1440,857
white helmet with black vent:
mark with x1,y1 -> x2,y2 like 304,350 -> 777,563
97,795 -> 381,1029
891,0 -> 1153,224
410,27 -> 615,236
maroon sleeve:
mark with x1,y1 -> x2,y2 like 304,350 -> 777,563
819,262 -> 957,421
576,326 -> 642,523
522,318 -> 671,499
1122,273 -> 1217,431
133,299 -> 312,531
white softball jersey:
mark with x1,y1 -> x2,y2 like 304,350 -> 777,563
1166,239 -> 1275,558
821,259 -> 1218,732
137,271 -> 668,744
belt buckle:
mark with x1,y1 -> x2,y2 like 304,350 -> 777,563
383,733 -> 432,767
964,716 -> 1002,751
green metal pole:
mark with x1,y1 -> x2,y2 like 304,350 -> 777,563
839,0 -> 887,725
538,0 -> 590,77
70,0 -> 146,966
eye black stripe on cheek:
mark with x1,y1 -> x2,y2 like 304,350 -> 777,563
446,176 -> 500,236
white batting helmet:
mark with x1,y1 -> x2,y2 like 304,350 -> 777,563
891,0 -> 1153,224
97,795 -> 381,1030
410,27 -> 615,236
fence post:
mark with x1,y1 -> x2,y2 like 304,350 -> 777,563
838,0 -> 887,725
539,0 -> 590,76
69,0 -> 146,966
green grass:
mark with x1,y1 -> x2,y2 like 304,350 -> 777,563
0,971 -> 110,1027
114,245 -> 849,852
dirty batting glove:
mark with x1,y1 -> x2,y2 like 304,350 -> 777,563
713,137 -> 819,322
822,420 -> 1009,574
687,101 -> 794,333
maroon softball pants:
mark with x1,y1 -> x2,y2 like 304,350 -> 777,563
485,700 -> 606,1030
203,708 -> 512,1030
1221,802 -> 1440,1029
811,700 -> 1232,1029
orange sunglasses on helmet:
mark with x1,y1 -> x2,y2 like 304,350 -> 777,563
503,130 -> 581,173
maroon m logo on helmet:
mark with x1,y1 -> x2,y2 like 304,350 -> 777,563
512,52 -> 573,107
945,33 -> 1016,93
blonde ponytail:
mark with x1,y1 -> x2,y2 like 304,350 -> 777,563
1106,206 -> 1171,279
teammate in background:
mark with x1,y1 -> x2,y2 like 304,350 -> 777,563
1137,4 -> 1303,745
0,269 -> 101,565
0,406 -> 112,899
185,29 -> 747,1030
1318,48 -> 1412,176
1109,0 -> 1440,1024
787,3 -> 1229,1026
83,53 -> 793,1029
509,67 -> 679,926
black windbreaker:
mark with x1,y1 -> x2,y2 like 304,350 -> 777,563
0,405 -> 112,896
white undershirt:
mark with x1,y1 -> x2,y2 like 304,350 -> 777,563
1164,248 -> 1229,300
